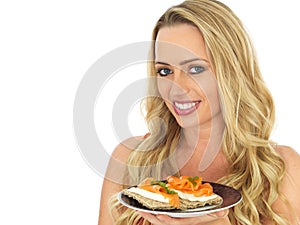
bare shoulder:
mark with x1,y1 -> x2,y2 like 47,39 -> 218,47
272,145 -> 300,224
104,135 -> 144,185
276,145 -> 300,173
111,136 -> 144,162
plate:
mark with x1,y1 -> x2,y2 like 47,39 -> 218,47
117,181 -> 242,218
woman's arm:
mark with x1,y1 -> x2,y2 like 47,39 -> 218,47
98,177 -> 123,225
98,137 -> 142,225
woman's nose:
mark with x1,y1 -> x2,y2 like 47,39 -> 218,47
170,69 -> 190,96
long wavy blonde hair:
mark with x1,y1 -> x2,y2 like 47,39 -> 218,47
110,0 -> 287,224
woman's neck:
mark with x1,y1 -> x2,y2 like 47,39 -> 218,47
176,112 -> 226,174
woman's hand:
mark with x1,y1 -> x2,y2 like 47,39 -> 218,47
137,209 -> 230,225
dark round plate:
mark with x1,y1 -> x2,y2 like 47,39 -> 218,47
118,182 -> 242,218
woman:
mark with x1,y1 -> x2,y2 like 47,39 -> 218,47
99,0 -> 300,224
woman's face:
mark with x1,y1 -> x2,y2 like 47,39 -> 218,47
155,24 -> 222,129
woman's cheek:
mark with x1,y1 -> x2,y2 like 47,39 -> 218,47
157,77 -> 171,101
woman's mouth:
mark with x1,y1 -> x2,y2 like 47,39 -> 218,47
173,101 -> 201,116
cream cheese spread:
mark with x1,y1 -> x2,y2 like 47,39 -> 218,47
127,187 -> 169,203
127,187 -> 218,203
172,189 -> 219,202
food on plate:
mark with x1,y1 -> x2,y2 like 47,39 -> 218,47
122,176 -> 223,210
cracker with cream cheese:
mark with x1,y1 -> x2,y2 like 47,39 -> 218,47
122,176 -> 223,210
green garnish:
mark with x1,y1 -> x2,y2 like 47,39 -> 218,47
151,180 -> 177,194
187,176 -> 199,186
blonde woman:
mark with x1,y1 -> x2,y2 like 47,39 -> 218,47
98,0 -> 300,224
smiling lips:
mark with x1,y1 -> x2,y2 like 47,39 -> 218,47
173,101 -> 201,116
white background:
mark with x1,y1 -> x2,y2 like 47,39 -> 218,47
0,1 -> 299,224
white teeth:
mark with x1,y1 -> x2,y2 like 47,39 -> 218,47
174,102 -> 196,110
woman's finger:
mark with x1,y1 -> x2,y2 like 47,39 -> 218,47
208,209 -> 229,218
137,210 -> 230,225
137,211 -> 165,225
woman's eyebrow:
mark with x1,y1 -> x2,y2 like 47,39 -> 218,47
155,58 -> 208,66
155,61 -> 170,65
179,58 -> 208,65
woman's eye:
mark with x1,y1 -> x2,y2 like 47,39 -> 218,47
157,68 -> 173,76
189,66 -> 205,74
